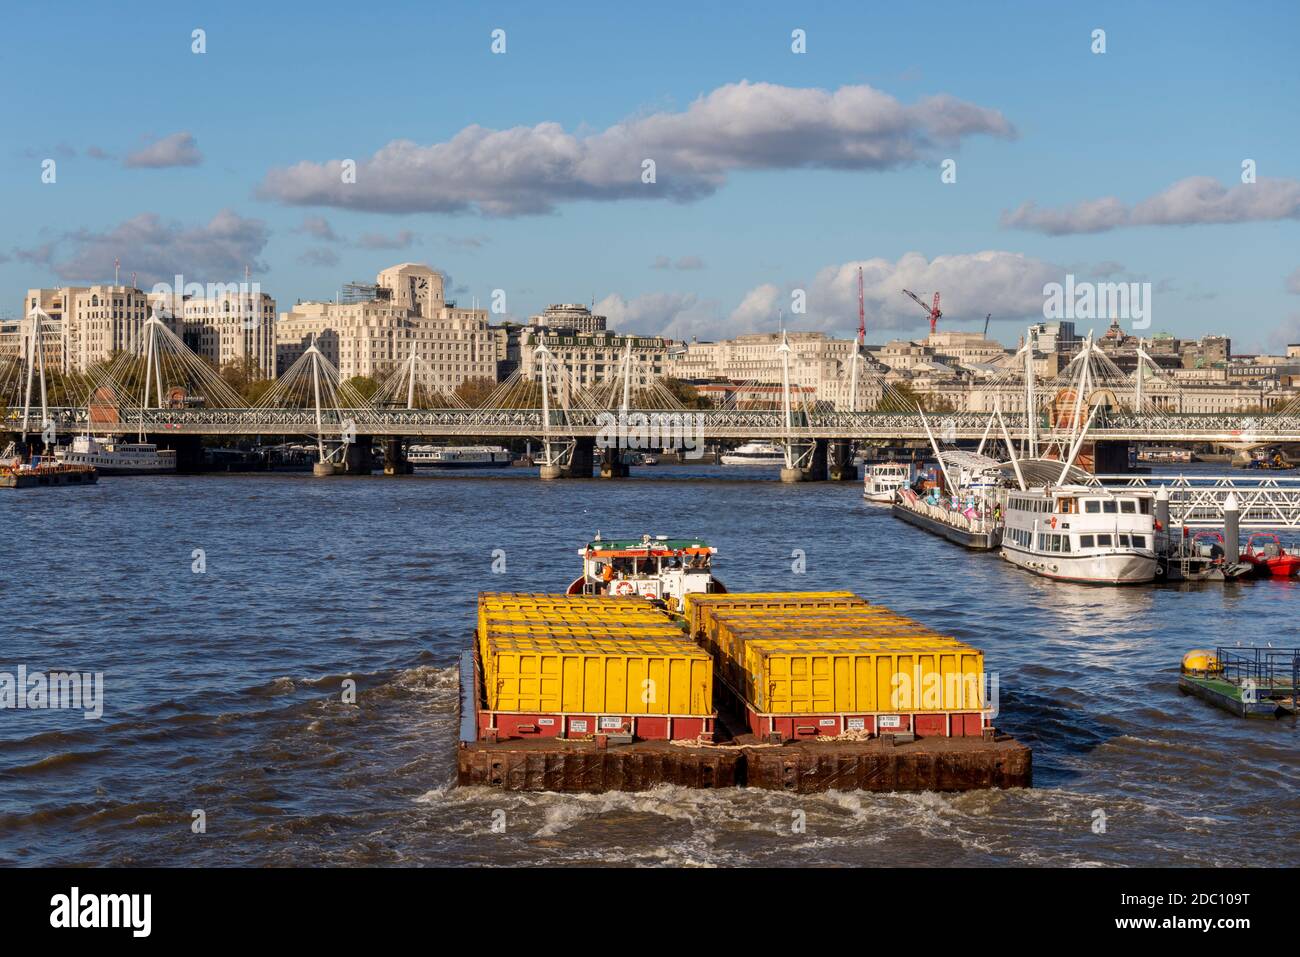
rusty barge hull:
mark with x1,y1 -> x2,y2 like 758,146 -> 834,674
457,736 -> 1031,794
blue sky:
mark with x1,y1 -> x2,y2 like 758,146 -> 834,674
3,0 -> 1298,349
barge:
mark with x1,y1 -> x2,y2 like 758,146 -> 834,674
890,450 -> 1003,550
0,445 -> 98,488
457,548 -> 1030,793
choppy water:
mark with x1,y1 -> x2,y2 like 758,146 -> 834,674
2,464 -> 1296,867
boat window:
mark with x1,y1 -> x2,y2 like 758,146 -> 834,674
1139,499 -> 1152,514
1084,500 -> 1101,514
1080,534 -> 1095,548
1131,535 -> 1146,549
1061,536 -> 1072,553
1097,534 -> 1113,547
1118,534 -> 1131,547
1120,500 -> 1136,514
1102,501 -> 1118,514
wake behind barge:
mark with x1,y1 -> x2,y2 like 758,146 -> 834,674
456,537 -> 1030,794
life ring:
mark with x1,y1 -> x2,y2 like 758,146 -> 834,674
1049,516 -> 1057,529
613,580 -> 635,596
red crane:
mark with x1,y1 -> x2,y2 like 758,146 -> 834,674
901,288 -> 942,335
857,266 -> 865,347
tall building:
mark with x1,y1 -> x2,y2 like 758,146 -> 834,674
519,328 -> 668,392
19,285 -> 151,373
528,303 -> 607,334
150,286 -> 278,378
276,263 -> 496,389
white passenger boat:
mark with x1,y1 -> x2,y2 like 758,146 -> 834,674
1000,485 -> 1158,584
720,441 -> 785,466
54,436 -> 177,475
408,445 -> 511,469
862,462 -> 916,503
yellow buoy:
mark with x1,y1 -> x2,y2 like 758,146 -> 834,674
1181,649 -> 1221,674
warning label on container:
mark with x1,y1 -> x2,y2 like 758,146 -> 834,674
879,715 -> 902,728
537,718 -> 555,726
599,716 -> 624,730
569,719 -> 589,733
819,718 -> 836,727
846,717 -> 866,731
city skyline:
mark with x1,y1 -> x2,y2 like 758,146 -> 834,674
4,1 -> 1299,350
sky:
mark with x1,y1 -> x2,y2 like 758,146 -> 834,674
3,0 -> 1298,351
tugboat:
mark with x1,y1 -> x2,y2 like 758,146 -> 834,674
1242,533 -> 1300,578
567,533 -> 725,605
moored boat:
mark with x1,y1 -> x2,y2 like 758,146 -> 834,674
408,445 -> 511,469
863,461 -> 916,504
1242,533 -> 1300,578
720,441 -> 785,466
54,435 -> 176,475
1000,485 -> 1158,584
891,451 -> 1003,550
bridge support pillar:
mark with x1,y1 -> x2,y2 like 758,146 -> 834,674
539,436 -> 594,479
802,439 -> 828,482
599,447 -> 629,479
383,438 -> 412,476
149,434 -> 204,473
339,435 -> 373,476
1090,440 -> 1135,474
827,439 -> 858,481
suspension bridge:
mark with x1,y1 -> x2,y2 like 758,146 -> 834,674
4,308 -> 1300,478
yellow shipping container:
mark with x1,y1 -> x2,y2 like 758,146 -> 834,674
739,638 -> 984,714
685,591 -> 867,638
477,602 -> 669,640
485,635 -> 713,715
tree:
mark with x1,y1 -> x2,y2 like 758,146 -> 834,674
454,376 -> 498,407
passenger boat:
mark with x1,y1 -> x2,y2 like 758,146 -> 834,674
54,435 -> 176,475
1242,533 -> 1300,578
1000,486 -> 1158,584
567,533 -> 726,604
720,441 -> 785,466
891,451 -> 1003,549
408,445 -> 511,469
862,461 -> 915,503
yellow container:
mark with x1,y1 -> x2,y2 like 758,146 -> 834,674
485,634 -> 713,715
477,600 -> 669,640
685,591 -> 867,638
740,639 -> 984,714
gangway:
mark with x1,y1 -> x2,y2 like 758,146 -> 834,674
1092,474 -> 1300,528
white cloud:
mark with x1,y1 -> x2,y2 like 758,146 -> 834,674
1002,176 -> 1300,235
52,210 -> 269,286
599,251 -> 1061,342
595,291 -> 723,340
258,80 -> 1014,216
123,132 -> 203,169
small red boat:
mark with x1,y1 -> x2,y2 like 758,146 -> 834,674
1242,533 -> 1300,578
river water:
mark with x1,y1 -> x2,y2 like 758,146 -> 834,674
2,464 -> 1296,867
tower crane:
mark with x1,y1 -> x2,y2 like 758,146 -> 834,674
901,289 -> 942,335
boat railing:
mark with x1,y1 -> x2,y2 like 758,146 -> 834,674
1215,646 -> 1300,696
